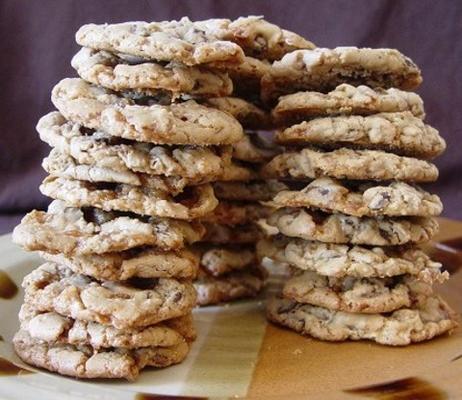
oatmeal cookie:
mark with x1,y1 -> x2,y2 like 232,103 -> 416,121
13,329 -> 189,381
22,263 -> 197,329
275,112 -> 444,159
40,176 -> 218,220
271,84 -> 425,126
261,148 -> 438,182
39,247 -> 199,281
283,271 -> 432,313
72,47 -> 233,98
195,266 -> 266,306
266,178 -> 442,217
13,200 -> 204,254
19,304 -> 195,349
267,295 -> 458,346
263,208 -> 438,246
257,237 -> 447,282
262,47 -> 421,101
51,78 -> 244,145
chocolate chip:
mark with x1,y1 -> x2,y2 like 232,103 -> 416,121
79,126 -> 95,136
369,191 -> 392,210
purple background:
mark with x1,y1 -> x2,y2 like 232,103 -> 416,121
1,0 -> 461,233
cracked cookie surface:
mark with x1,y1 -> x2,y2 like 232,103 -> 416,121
263,208 -> 438,246
38,112 -> 244,183
76,18 -> 245,66
262,47 -> 421,101
267,295 -> 458,346
257,236 -> 447,282
13,329 -> 189,381
275,112 -> 445,159
271,84 -> 425,126
22,263 -> 197,329
261,148 -> 438,183
13,200 -> 204,254
40,176 -> 218,220
40,247 -> 199,281
283,271 -> 432,313
266,177 -> 442,217
72,47 -> 233,98
76,16 -> 313,65
19,304 -> 195,349
42,149 -> 215,194
51,78 -> 244,145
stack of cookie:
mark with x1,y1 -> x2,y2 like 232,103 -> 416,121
190,18 -> 315,306
11,16 -> 314,379
194,129 -> 281,306
258,47 -> 459,345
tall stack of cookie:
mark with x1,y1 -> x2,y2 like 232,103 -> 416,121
10,16 -> 315,379
258,47 -> 459,345
191,18 -> 315,306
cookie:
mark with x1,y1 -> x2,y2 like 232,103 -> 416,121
208,16 -> 315,61
19,304 -> 194,349
51,78 -> 244,145
266,178 -> 442,217
197,245 -> 257,277
195,266 -> 266,306
43,149 -> 204,195
76,17 -> 313,65
271,84 -> 425,126
157,313 -> 197,342
262,47 -> 422,101
213,180 -> 288,201
257,237 -> 447,283
44,149 -> 255,192
72,47 -> 233,98
283,271 -> 432,313
39,247 -> 199,281
227,56 -> 270,98
13,329 -> 189,381
202,222 -> 262,244
13,200 -> 204,255
267,295 -> 458,346
23,263 -> 196,329
38,112 -> 238,182
40,176 -> 218,220
76,18 -> 245,66
275,112 -> 445,159
204,97 -> 271,129
263,208 -> 438,246
261,148 -> 438,183
232,132 -> 279,164
200,202 -> 270,226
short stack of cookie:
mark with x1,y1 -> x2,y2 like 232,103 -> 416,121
258,47 -> 459,345
11,16 -> 315,379
189,18 -> 315,306
194,129 -> 282,306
